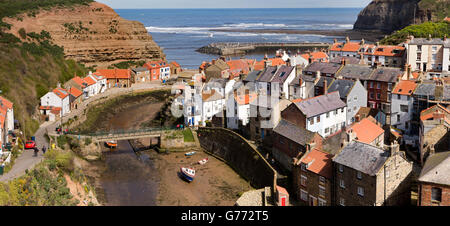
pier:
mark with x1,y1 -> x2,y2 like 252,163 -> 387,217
196,42 -> 332,56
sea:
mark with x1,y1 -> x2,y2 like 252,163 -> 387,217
115,8 -> 362,69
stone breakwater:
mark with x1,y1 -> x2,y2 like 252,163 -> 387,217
197,42 -> 331,56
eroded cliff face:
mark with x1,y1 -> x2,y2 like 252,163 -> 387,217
354,0 -> 447,33
3,2 -> 164,67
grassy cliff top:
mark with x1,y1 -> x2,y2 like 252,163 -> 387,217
0,0 -> 94,20
381,21 -> 450,45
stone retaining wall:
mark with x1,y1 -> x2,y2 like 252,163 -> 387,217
197,127 -> 277,190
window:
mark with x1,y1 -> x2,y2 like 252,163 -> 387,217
339,179 -> 345,188
339,164 -> 344,172
340,198 -> 345,206
310,118 -> 314,125
357,171 -> 362,180
354,96 -> 358,101
301,175 -> 307,186
417,45 -> 422,51
417,53 -> 422,61
431,188 -> 442,202
301,163 -> 307,172
357,186 -> 364,196
400,105 -> 409,113
397,115 -> 400,122
388,83 -> 392,91
319,176 -> 326,184
318,198 -> 326,206
370,82 -> 374,88
376,93 -> 381,100
279,136 -> 284,144
432,54 -> 437,61
319,185 -> 326,197
370,92 -> 374,99
377,83 -> 381,89
326,112 -> 330,118
335,110 -> 338,115
432,46 -> 437,52
325,128 -> 329,134
301,189 -> 308,201
316,116 -> 320,123
341,108 -> 344,113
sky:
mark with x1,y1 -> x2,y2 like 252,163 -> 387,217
96,0 -> 372,9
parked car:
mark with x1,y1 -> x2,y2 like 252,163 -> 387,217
25,141 -> 36,149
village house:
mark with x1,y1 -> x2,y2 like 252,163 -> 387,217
64,76 -> 87,94
40,87 -> 71,120
418,104 -> 450,165
132,67 -> 151,83
272,119 -> 323,171
418,151 -> 450,206
0,96 -> 14,146
292,148 -> 333,206
201,89 -> 226,126
94,69 -> 132,88
169,61 -> 182,75
391,80 -> 419,146
302,61 -> 342,78
347,116 -> 385,147
254,57 -> 286,71
301,51 -> 329,64
327,79 -> 367,125
330,38 -> 405,68
226,59 -> 255,79
226,90 -> 258,130
204,58 -> 230,82
144,60 -> 171,82
254,64 -> 296,99
404,35 -> 450,72
288,74 -> 313,100
183,80 -> 203,127
282,92 -> 346,138
333,141 -> 413,206
248,96 -> 291,143
68,87 -> 83,111
355,106 -> 387,126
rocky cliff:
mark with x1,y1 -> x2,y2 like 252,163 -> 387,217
3,2 -> 164,67
354,0 -> 449,33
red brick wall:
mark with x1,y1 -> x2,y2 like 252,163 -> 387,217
273,133 -> 307,159
419,183 -> 450,206
293,165 -> 332,206
281,104 -> 306,129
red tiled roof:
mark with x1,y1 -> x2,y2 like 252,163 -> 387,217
53,88 -> 69,99
300,148 -> 333,179
330,42 -> 361,52
392,80 -> 417,96
170,61 -> 181,68
69,87 -> 83,98
83,76 -> 96,86
71,76 -> 87,88
420,104 -> 450,121
254,58 -> 286,71
94,69 -> 131,79
364,45 -> 405,57
348,117 -> 384,144
0,96 -> 13,109
144,60 -> 168,70
301,52 -> 329,62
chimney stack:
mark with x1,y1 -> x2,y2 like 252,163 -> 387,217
428,34 -> 432,40
264,53 -> 268,60
299,76 -> 303,87
324,79 -> 328,95
341,57 -> 346,66
360,38 -> 365,45
345,36 -> 350,43
315,71 -> 321,82
390,141 -> 400,156
334,38 -> 338,44
444,34 -> 447,41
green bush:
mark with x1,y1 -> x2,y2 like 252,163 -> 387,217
84,137 -> 92,146
18,28 -> 26,39
381,21 -> 450,45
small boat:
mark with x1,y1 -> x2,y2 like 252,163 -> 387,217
180,167 -> 195,182
105,141 -> 118,148
185,151 -> 196,156
198,158 -> 208,165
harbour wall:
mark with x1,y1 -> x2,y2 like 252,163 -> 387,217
197,127 -> 277,190
197,42 -> 331,56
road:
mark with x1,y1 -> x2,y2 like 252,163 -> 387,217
0,120 -> 58,182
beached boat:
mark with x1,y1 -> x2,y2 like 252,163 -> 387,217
180,167 -> 195,182
185,151 -> 196,156
198,158 -> 208,165
105,141 -> 118,148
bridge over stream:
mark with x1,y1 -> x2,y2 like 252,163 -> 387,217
63,127 -> 178,143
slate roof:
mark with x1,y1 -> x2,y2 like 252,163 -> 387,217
206,78 -> 227,88
244,70 -> 262,83
409,38 -> 450,48
414,83 -> 436,96
327,79 -> 356,99
271,66 -> 295,84
418,151 -> 450,186
330,56 -> 360,64
132,67 -> 149,73
333,141 -> 390,176
257,66 -> 278,82
273,119 -> 316,146
316,77 -> 335,88
303,62 -> 342,75
294,91 -> 346,118
444,85 -> 450,101
337,64 -> 373,80
370,68 -> 402,83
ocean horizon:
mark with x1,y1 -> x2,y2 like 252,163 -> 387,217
115,8 -> 363,69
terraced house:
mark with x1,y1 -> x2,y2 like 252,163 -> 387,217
282,91 -> 347,138
405,36 -> 450,73
333,141 -> 413,206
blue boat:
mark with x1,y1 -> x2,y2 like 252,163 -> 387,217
180,167 -> 196,182
185,151 -> 196,156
